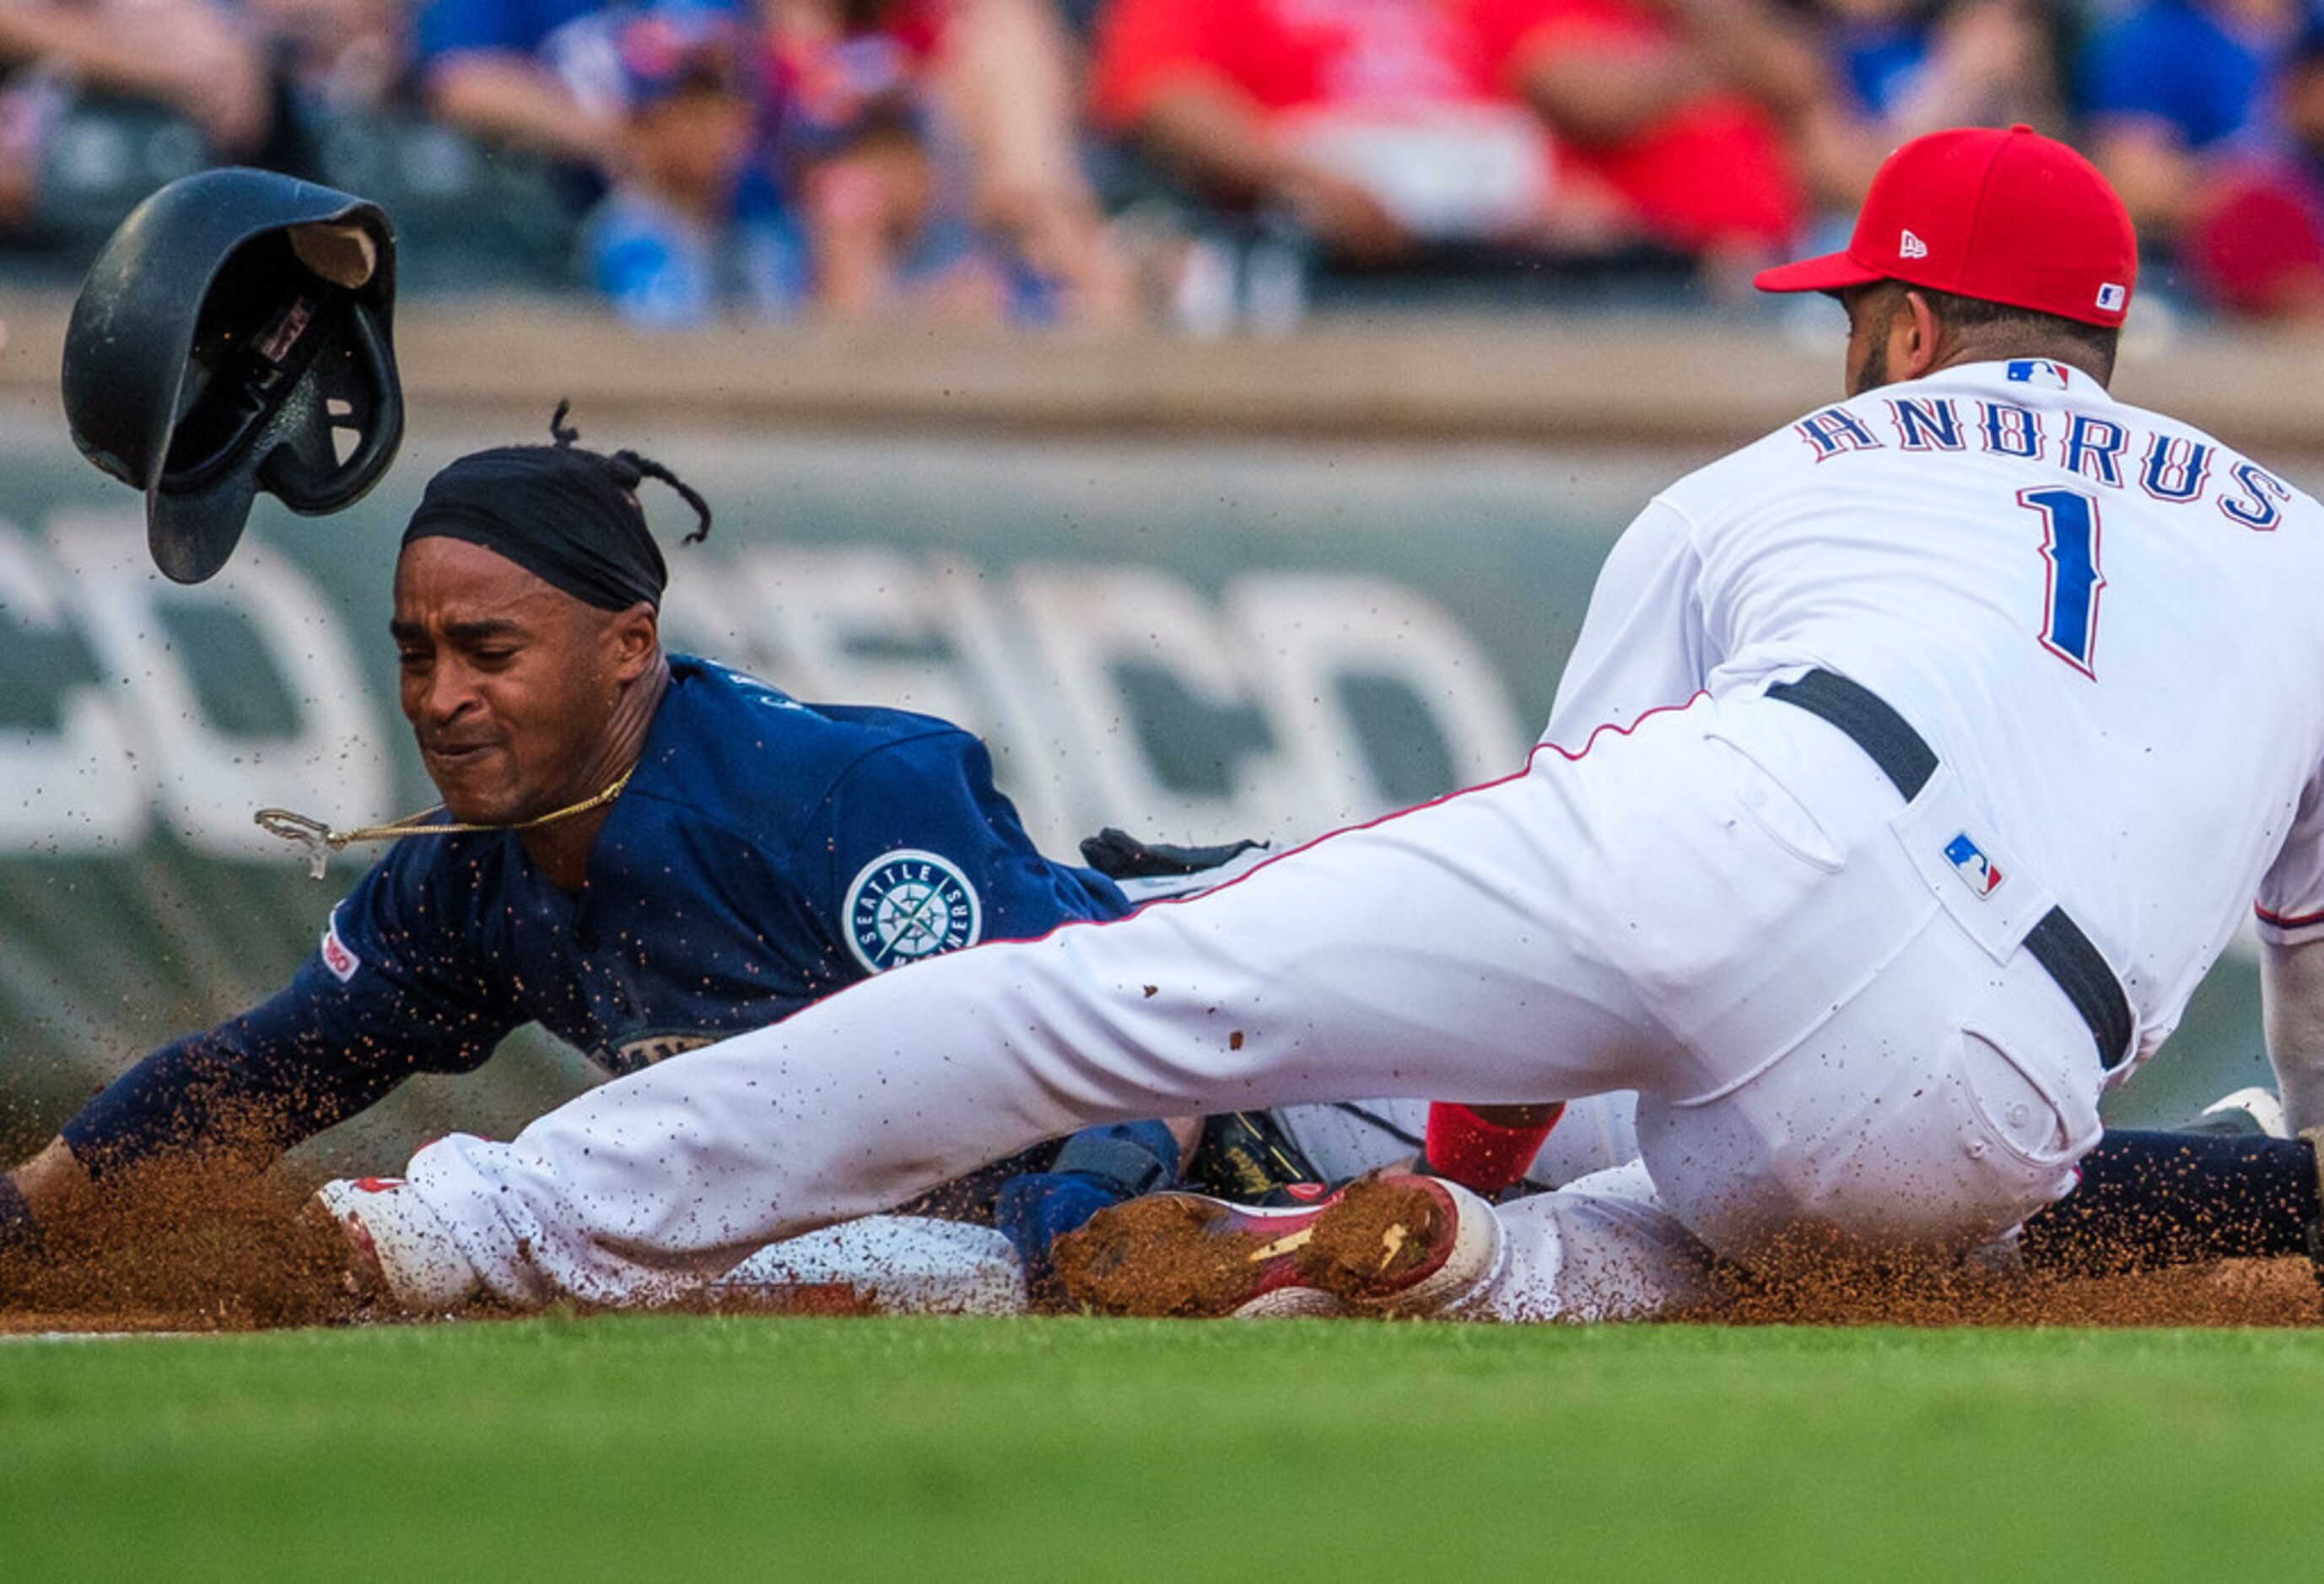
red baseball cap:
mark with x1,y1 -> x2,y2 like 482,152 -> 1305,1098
1754,124 -> 2136,327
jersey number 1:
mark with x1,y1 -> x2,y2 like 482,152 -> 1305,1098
2019,486 -> 2103,676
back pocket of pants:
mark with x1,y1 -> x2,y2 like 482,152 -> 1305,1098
1706,734 -> 1844,873
1954,1025 -> 2092,1172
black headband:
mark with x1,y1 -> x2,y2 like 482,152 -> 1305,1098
401,408 -> 709,611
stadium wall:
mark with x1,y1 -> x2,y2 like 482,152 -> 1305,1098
0,299 -> 2304,1167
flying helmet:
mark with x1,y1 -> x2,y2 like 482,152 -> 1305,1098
62,167 -> 403,583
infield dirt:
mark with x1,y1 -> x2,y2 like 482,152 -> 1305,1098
2,1162 -> 2319,1333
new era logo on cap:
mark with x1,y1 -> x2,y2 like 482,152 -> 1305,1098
1752,126 -> 2137,328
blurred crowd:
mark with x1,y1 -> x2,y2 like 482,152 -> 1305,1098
6,0 -> 2324,328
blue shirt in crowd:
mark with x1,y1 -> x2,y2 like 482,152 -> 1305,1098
2077,0 -> 2318,153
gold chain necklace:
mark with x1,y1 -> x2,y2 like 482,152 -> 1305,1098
255,767 -> 635,881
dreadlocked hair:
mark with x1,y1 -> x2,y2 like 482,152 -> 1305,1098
547,398 -> 714,545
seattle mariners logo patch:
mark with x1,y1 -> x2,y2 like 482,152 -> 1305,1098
1942,833 -> 2004,898
844,849 -> 984,972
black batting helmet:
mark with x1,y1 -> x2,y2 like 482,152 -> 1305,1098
62,168 -> 403,584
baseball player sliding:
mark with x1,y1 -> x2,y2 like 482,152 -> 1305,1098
299,123 -> 2324,1321
23,245 -> 1286,1289
7,166 -> 1633,1309
0,407 -> 1170,1262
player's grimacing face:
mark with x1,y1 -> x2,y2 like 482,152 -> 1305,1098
391,537 -> 631,826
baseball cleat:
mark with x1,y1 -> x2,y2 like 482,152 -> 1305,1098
309,1176 -> 483,1314
1052,1173 -> 1502,1319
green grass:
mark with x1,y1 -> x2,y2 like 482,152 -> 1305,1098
4,1317 -> 2323,1579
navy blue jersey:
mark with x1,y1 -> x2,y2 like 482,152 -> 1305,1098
64,657 -> 1128,1171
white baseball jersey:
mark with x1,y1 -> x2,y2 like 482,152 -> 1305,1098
387,356 -> 2324,1320
1549,358 -> 2324,1072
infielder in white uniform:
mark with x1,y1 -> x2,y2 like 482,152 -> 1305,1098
313,125 -> 2324,1322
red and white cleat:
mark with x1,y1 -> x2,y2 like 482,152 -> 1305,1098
1054,1173 -> 1502,1318
309,1176 -> 483,1315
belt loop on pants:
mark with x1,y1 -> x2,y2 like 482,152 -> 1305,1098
1764,669 -> 2135,1072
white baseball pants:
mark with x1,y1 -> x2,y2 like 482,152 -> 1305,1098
404,688 -> 2109,1314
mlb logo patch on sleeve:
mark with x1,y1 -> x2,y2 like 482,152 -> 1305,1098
320,908 -> 363,982
1943,833 -> 2004,898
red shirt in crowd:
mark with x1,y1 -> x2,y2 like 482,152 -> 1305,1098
1475,0 -> 1800,251
1091,0 -> 1802,251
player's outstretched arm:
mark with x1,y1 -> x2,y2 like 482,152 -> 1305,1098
3,1138 -> 94,1252
0,1038 -> 278,1262
0,961 -> 505,1260
0,1030 -> 374,1259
